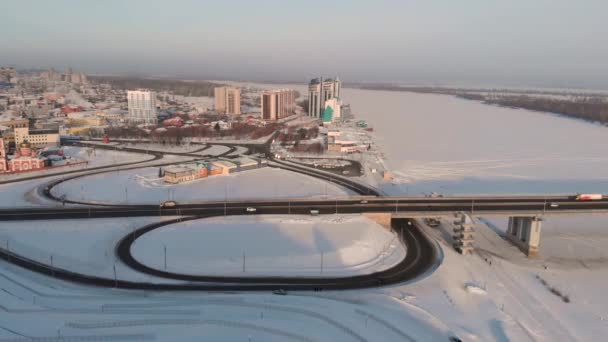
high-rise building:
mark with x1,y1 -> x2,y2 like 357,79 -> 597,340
322,97 -> 343,124
70,73 -> 82,84
308,77 -> 341,118
127,90 -> 157,124
214,86 -> 241,114
261,89 -> 296,121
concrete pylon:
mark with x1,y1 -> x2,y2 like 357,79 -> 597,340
453,213 -> 474,255
506,216 -> 542,257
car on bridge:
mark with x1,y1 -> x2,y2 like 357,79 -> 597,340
160,201 -> 177,208
246,207 -> 257,213
575,194 -> 603,201
424,218 -> 441,227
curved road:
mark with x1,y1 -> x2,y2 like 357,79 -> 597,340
0,217 -> 435,291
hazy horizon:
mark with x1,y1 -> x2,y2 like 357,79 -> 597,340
2,0 -> 607,89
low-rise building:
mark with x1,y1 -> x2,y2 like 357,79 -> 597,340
211,160 -> 238,175
0,111 -> 29,130
163,163 -> 209,184
162,158 -> 267,184
232,156 -> 267,171
164,166 -> 197,184
14,127 -> 60,148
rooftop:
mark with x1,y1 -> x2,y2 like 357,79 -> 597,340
212,160 -> 237,168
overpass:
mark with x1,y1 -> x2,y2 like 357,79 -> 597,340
2,195 -> 607,257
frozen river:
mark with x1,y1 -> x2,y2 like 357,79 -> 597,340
345,89 -> 608,195
241,81 -> 608,195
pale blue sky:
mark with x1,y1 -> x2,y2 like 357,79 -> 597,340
1,0 -> 606,88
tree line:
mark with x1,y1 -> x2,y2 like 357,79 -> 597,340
89,76 -> 224,97
467,95 -> 608,124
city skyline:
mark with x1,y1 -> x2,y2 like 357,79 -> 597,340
2,1 -> 608,89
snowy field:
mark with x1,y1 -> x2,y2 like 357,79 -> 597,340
0,177 -> 62,208
131,215 -> 404,277
201,144 -> 230,156
51,167 -> 355,204
399,214 -> 608,341
0,215 -> 452,340
0,262 -> 453,341
0,217 -> 181,283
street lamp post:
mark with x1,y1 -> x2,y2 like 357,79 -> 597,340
163,244 -> 167,270
320,251 -> 324,274
113,264 -> 117,288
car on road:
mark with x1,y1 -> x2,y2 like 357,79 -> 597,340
310,209 -> 319,216
424,218 -> 441,227
360,200 -> 368,204
246,207 -> 257,213
549,202 -> 559,208
160,201 -> 177,208
272,289 -> 287,295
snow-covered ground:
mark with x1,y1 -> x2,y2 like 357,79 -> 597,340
395,214 -> 608,341
201,144 -> 230,156
51,167 -> 355,204
0,262 -> 452,341
132,215 -> 404,277
0,146 -> 155,182
0,216 -> 451,340
0,177 -> 62,208
0,217 -> 179,283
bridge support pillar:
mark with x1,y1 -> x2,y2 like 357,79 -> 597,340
453,213 -> 475,255
506,216 -> 542,257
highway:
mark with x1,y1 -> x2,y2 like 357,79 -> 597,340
1,196 -> 608,220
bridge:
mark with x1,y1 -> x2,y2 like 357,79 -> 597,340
2,195 -> 607,257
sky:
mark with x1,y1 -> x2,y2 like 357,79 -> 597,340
1,0 -> 607,88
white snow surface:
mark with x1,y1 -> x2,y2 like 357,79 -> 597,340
0,146 -> 154,182
0,216 -> 450,341
131,215 -> 405,277
51,167 -> 355,204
